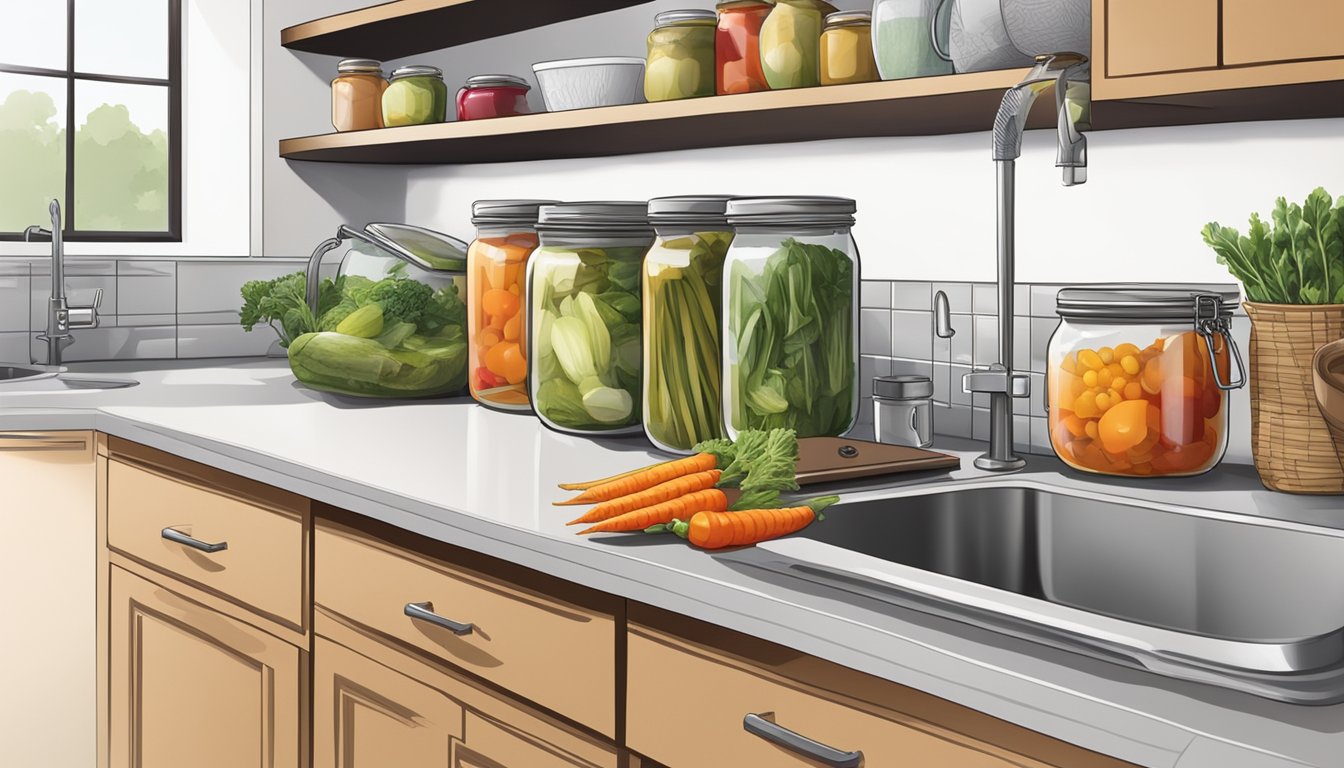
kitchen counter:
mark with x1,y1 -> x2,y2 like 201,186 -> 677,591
3,359 -> 1341,768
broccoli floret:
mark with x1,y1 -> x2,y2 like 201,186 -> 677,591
239,271 -> 317,347
417,284 -> 467,335
365,278 -> 433,325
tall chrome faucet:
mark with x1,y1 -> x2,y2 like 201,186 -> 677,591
23,199 -> 102,367
964,52 -> 1090,471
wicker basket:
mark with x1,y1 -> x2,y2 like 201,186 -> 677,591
1316,339 -> 1344,474
1244,302 -> 1344,494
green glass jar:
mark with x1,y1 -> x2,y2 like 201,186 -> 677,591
382,65 -> 448,127
644,9 -> 718,102
759,0 -> 838,89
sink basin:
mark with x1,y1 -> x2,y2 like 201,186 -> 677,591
0,364 -> 55,382
0,364 -> 137,391
734,483 -> 1344,704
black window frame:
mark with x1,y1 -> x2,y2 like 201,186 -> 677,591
0,0 -> 182,242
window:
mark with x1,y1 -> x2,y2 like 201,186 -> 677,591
0,0 -> 181,241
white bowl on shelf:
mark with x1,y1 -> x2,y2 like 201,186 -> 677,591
531,57 -> 646,112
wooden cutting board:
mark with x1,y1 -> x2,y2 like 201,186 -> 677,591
795,437 -> 960,485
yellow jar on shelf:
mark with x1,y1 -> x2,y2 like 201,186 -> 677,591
759,0 -> 838,89
645,9 -> 718,101
820,10 -> 878,85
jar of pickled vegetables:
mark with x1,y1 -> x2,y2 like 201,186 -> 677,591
529,202 -> 654,436
643,196 -> 735,453
645,10 -> 718,102
331,58 -> 388,132
722,197 -> 859,439
820,10 -> 878,85
382,65 -> 448,127
759,0 -> 839,89
716,0 -> 774,94
467,200 -> 554,412
1047,287 -> 1246,478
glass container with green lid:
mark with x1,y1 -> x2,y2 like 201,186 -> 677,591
382,65 -> 448,126
643,196 -> 735,453
645,9 -> 718,102
722,196 -> 859,438
528,202 -> 654,435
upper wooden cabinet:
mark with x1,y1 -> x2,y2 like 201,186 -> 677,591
1104,0 -> 1218,77
1222,0 -> 1344,65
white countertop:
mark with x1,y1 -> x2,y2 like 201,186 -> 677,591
3,359 -> 1341,768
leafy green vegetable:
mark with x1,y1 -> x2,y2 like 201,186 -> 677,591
336,303 -> 385,338
693,428 -> 800,511
1203,187 -> 1344,304
726,239 -> 855,436
365,278 -> 434,325
240,271 -> 324,348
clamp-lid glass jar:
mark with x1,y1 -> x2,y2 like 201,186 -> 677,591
1047,286 -> 1246,478
820,10 -> 878,85
457,74 -> 532,121
645,9 -> 718,101
722,196 -> 859,439
331,58 -> 388,132
528,202 -> 654,435
642,196 -> 735,453
467,200 -> 555,411
383,65 -> 447,127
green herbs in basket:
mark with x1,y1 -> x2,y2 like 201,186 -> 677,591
1202,187 -> 1344,305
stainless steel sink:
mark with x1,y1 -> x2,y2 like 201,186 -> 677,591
733,483 -> 1344,704
0,364 -> 54,382
0,364 -> 137,391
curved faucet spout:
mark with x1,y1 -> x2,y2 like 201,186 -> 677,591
992,52 -> 1089,164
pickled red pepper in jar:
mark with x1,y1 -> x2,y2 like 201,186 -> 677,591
716,0 -> 774,94
467,200 -> 554,411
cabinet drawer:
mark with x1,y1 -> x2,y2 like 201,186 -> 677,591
106,459 -> 307,629
1223,0 -> 1344,66
1105,0 -> 1218,76
315,519 -> 618,738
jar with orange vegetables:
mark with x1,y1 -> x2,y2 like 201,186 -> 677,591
467,200 -> 555,411
1047,288 -> 1246,478
716,0 -> 774,94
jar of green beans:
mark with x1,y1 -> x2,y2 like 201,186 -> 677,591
641,196 -> 735,453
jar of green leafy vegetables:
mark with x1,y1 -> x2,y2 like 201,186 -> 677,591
528,202 -> 654,435
642,196 -> 735,453
722,196 -> 859,439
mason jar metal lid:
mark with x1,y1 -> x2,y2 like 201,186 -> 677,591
654,9 -> 718,26
337,58 -> 383,74
537,201 -> 653,233
725,196 -> 856,227
874,375 -> 933,400
389,65 -> 443,80
824,10 -> 872,27
1055,285 -> 1240,322
462,74 -> 531,90
472,199 -> 557,225
647,195 -> 734,227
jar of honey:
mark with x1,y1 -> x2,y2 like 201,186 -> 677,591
820,10 -> 878,85
331,58 -> 387,132
1047,287 -> 1246,478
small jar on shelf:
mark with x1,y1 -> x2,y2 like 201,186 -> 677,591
528,202 -> 655,436
715,0 -> 774,95
382,65 -> 448,127
759,0 -> 839,90
456,74 -> 533,121
820,10 -> 878,85
645,9 -> 718,102
331,58 -> 388,132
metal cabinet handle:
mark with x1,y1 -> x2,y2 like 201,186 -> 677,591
743,713 -> 863,768
404,601 -> 474,636
161,527 -> 228,554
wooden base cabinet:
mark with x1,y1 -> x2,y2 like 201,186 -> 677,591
108,565 -> 304,768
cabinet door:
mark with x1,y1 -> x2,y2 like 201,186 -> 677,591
0,432 -> 96,768
313,636 -> 464,767
109,566 -> 303,768
1223,0 -> 1344,65
1105,0 -> 1218,76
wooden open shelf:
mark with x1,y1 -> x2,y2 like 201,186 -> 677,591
281,0 -> 652,60
279,70 -> 1042,164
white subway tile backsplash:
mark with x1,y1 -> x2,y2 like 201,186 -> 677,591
860,309 -> 893,356
177,324 -> 281,359
32,326 -> 175,363
931,361 -> 951,406
934,402 -> 970,438
118,271 -> 176,316
933,282 -> 972,314
972,407 -> 989,441
178,310 -> 242,326
1030,416 -> 1051,456
1030,317 -> 1059,372
0,331 -> 29,362
950,314 -> 972,364
1013,318 -> 1031,372
1030,284 -> 1061,318
178,261 -> 295,315
31,259 -> 116,277
1014,414 -> 1031,453
0,272 -> 30,332
117,260 -> 176,278
116,314 -> 176,328
891,281 -> 931,311
972,315 -> 999,367
891,310 -> 932,359
973,283 -> 998,315
860,280 -> 891,308
950,364 -> 971,406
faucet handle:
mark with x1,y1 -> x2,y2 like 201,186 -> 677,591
963,365 -> 1030,397
67,288 -> 103,330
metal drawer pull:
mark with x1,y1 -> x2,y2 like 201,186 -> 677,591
743,713 -> 863,768
161,527 -> 228,554
404,601 -> 474,636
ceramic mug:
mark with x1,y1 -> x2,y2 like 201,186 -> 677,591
946,0 -> 1034,73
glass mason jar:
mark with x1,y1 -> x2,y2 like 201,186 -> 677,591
759,0 -> 838,90
456,74 -> 532,121
645,10 -> 718,102
1047,287 -> 1246,478
872,0 -> 954,80
382,65 -> 448,127
642,196 -> 735,453
722,197 -> 859,439
716,0 -> 774,95
820,11 -> 878,85
528,202 -> 654,436
331,58 -> 388,132
467,200 -> 555,412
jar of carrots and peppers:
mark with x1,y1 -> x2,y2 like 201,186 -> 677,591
1047,287 -> 1245,478
467,200 -> 555,411
715,0 -> 774,94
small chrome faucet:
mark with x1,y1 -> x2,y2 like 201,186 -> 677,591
23,199 -> 102,367
965,52 -> 1090,472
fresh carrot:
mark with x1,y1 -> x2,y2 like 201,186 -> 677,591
555,453 -> 718,506
577,489 -> 728,535
680,496 -> 839,549
565,469 -> 722,525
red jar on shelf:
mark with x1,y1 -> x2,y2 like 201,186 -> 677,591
456,74 -> 533,121
716,0 -> 774,94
